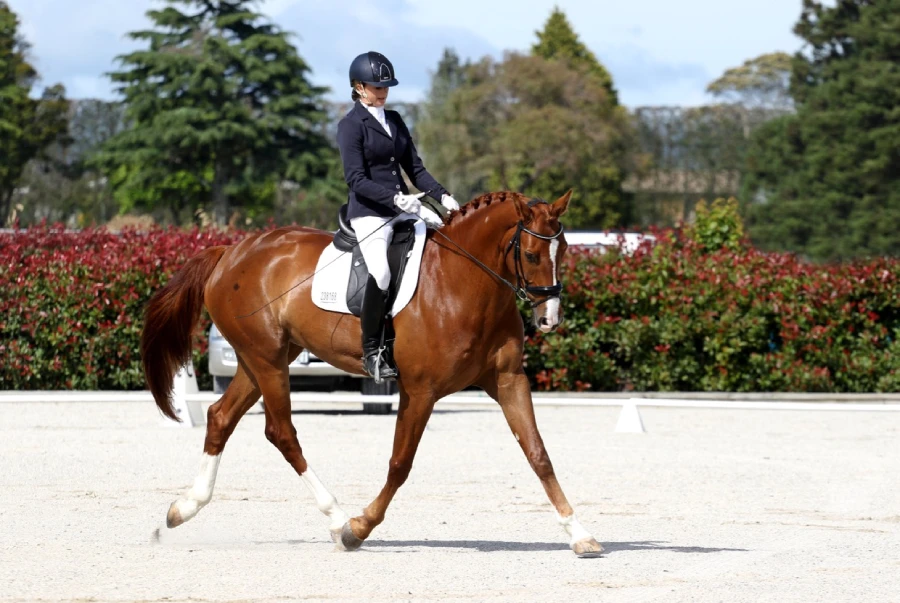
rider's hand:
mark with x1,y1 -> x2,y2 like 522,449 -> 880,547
394,192 -> 425,214
418,205 -> 444,229
441,194 -> 460,212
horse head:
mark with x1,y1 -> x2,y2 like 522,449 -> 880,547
507,190 -> 572,334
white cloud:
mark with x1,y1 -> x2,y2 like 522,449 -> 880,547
7,0 -> 806,107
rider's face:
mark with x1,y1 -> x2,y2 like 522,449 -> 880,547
358,83 -> 389,107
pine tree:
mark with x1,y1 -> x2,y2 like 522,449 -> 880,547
96,0 -> 330,224
0,1 -> 69,225
532,7 -> 618,104
743,0 -> 900,261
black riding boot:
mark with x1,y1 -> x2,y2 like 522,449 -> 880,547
360,275 -> 398,382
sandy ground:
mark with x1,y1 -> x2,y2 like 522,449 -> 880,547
1,399 -> 899,603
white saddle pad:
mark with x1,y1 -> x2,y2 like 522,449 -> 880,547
311,218 -> 427,317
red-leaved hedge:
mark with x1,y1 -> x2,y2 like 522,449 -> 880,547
524,230 -> 900,392
2,223 -> 899,392
0,224 -> 244,390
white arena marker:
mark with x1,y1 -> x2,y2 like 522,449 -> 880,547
166,361 -> 205,428
615,400 -> 645,433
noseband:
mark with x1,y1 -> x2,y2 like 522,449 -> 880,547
504,199 -> 565,308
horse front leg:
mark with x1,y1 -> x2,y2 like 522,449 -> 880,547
338,386 -> 435,551
488,366 -> 603,557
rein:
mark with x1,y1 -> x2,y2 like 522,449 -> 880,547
432,198 -> 564,309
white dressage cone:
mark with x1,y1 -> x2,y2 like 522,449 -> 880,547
615,400 -> 646,433
168,361 -> 205,427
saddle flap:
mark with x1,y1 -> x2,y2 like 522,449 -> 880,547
312,217 -> 427,319
346,219 -> 418,316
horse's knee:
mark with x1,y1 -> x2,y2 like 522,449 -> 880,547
527,450 -> 555,480
387,458 -> 413,485
264,421 -> 299,454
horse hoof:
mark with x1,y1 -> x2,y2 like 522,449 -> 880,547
166,504 -> 184,529
572,537 -> 603,558
338,522 -> 364,551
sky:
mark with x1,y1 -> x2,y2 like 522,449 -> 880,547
9,0 -> 807,108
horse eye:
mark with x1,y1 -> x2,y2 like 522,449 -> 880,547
524,252 -> 539,264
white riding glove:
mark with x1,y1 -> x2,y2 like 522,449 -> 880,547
417,205 -> 444,229
441,194 -> 460,212
394,192 -> 425,214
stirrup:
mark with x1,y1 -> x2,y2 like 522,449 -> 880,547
364,346 -> 398,383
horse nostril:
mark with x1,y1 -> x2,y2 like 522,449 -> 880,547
539,317 -> 550,327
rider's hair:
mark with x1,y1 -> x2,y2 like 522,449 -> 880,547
351,80 -> 362,102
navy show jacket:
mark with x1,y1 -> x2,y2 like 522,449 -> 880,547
336,101 -> 449,220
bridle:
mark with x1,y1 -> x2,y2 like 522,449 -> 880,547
432,198 -> 565,309
504,202 -> 565,308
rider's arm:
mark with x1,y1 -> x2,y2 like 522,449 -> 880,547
396,118 -> 449,204
337,119 -> 397,207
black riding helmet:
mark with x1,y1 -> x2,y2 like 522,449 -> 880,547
349,51 -> 399,88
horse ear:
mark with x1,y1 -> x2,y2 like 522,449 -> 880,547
550,189 -> 573,218
512,195 -> 534,226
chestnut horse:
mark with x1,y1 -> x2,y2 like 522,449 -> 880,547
141,190 -> 602,556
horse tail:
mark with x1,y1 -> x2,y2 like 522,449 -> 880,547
141,246 -> 227,422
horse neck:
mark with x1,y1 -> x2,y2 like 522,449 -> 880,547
431,201 -> 520,308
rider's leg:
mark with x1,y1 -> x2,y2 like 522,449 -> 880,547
349,215 -> 397,381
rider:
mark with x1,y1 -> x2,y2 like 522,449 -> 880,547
337,51 -> 460,382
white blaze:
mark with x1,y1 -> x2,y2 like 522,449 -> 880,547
543,239 -> 561,328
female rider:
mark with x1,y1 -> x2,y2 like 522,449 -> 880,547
337,51 -> 459,382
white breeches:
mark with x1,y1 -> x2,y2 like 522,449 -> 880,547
350,215 -> 394,290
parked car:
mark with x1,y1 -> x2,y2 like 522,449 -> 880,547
207,323 -> 396,414
565,231 -> 656,255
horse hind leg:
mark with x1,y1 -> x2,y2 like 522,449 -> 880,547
253,345 -> 350,541
165,362 -> 260,529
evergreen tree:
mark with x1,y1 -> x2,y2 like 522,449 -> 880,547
95,0 -> 330,224
532,6 -> 618,104
0,1 -> 69,225
743,0 -> 900,261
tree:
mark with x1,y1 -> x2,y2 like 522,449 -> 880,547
417,52 -> 634,229
0,1 -> 69,225
15,100 -> 128,226
95,0 -> 331,225
532,7 -> 618,104
415,49 -> 473,201
707,52 -> 794,112
742,0 -> 900,261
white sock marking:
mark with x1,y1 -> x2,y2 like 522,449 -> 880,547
557,512 -> 594,544
172,453 -> 221,523
301,467 -> 350,531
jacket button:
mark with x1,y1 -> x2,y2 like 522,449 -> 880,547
392,171 -> 397,175
390,157 -> 395,162
396,185 -> 401,189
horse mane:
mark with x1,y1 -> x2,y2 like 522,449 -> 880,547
443,190 -> 529,229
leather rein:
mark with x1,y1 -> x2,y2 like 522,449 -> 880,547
431,198 -> 564,309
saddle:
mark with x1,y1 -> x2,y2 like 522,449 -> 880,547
332,204 -> 418,316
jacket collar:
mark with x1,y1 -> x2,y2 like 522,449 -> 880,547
353,101 -> 392,140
